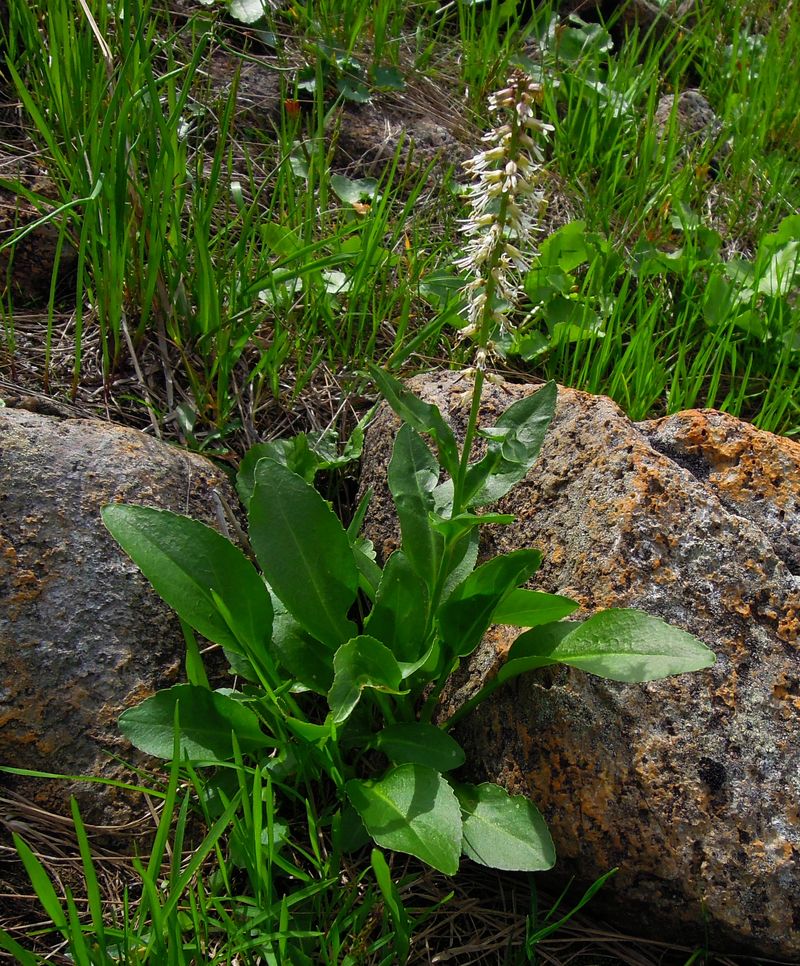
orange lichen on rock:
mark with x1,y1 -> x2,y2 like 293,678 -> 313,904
359,374 -> 800,960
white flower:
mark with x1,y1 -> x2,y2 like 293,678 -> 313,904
457,70 -> 550,351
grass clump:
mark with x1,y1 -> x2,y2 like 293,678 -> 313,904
1,0 -> 798,443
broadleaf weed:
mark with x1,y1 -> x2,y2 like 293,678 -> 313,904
86,71 -> 714,962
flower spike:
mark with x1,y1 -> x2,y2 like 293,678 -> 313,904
458,70 -> 550,359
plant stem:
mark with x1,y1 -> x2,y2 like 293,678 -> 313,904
453,366 -> 485,516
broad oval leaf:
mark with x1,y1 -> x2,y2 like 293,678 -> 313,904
238,421 -> 371,507
438,549 -> 542,659
441,529 -> 480,601
284,716 -> 332,744
352,536 -> 383,598
372,65 -> 406,90
388,424 -> 439,501
119,684 -> 270,761
331,173 -> 380,204
376,723 -> 465,771
538,220 -> 590,273
456,782 -> 555,871
328,635 -> 405,724
249,459 -> 358,647
492,589 -> 578,627
228,0 -> 269,24
346,764 -> 462,874
496,622 -> 572,686
102,505 -> 272,655
507,609 -> 715,682
339,803 -> 371,853
758,240 -> 800,297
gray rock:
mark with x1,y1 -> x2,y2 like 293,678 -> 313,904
358,372 -> 800,960
653,89 -> 731,167
0,410 -> 237,824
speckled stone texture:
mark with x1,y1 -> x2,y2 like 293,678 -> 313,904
358,372 -> 800,960
0,411 -> 237,824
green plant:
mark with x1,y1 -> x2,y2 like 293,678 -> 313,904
102,362 -> 713,867
294,42 -> 406,106
0,755 -> 243,965
97,72 -> 714,960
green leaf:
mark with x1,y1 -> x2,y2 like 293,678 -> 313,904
388,425 -> 445,592
538,221 -> 590,272
328,636 -> 405,724
284,716 -> 332,744
228,0 -> 269,24
557,17 -> 613,62
495,622 -> 573,686
0,925 -> 38,966
376,723 -> 465,771
526,869 -> 617,944
338,803 -> 370,852
347,486 -> 373,541
430,511 -> 515,542
349,488 -> 382,596
272,597 -> 334,694
371,65 -> 406,90
12,834 -> 67,932
309,415 -> 371,467
238,439 -> 318,502
336,77 -> 372,103
769,213 -> 800,246
260,221 -> 304,257
119,685 -> 270,761
371,849 -> 411,962
492,589 -> 579,627
456,783 -> 555,871
512,331 -> 550,361
506,609 -> 716,682
703,272 -> 738,327
352,537 -> 383,598
438,549 -> 542,659
229,821 -> 289,870
102,505 -> 272,656
418,272 -> 467,307
464,381 -> 557,507
182,620 -> 210,689
249,459 -> 358,647
758,240 -> 800,297
331,174 -> 380,205
346,765 -> 462,874
486,380 -> 556,470
238,419 -> 371,506
441,529 -> 480,601
364,551 -> 430,672
370,366 -> 460,477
